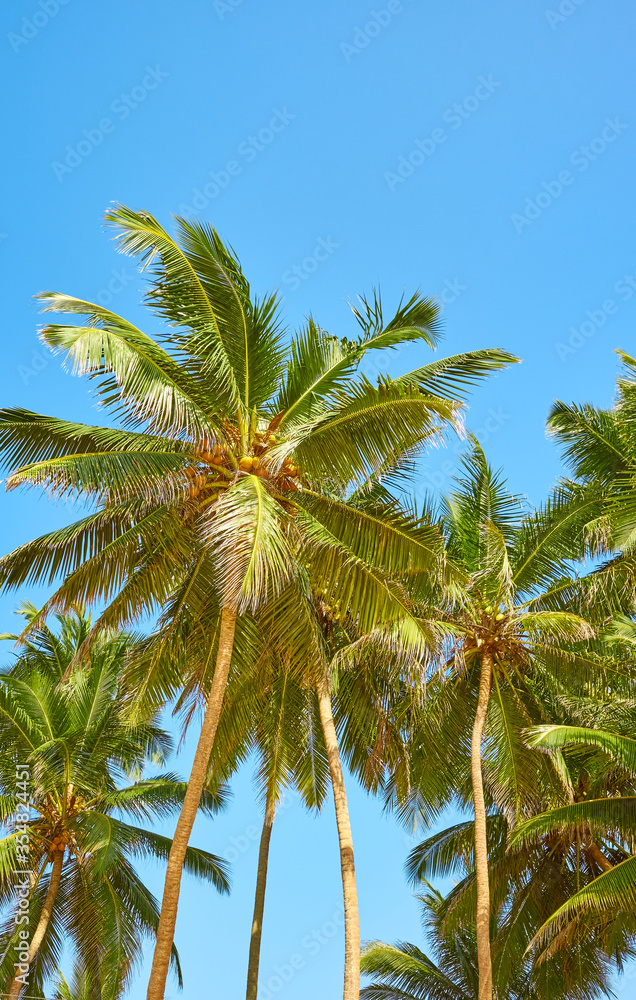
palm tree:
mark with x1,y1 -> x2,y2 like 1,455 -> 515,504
391,446 -> 601,1000
360,881 -> 617,1000
546,348 -> 636,611
0,607 -> 229,1000
236,475 -> 448,1000
406,774 -> 631,996
231,654 -> 328,1000
513,719 -> 636,959
0,205 -> 515,1000
361,885 -> 481,1000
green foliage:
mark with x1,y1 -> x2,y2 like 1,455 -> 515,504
0,609 -> 229,998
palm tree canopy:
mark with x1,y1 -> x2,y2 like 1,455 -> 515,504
378,445 -> 603,832
0,607 -> 229,998
512,721 -> 636,958
0,207 -> 516,690
360,884 -> 612,1000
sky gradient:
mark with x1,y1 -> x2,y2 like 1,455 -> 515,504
1,0 -> 636,996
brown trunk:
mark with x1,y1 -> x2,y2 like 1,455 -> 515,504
318,684 -> 360,1000
584,839 -> 614,873
471,652 -> 493,1000
245,793 -> 277,1000
146,606 -> 237,1000
7,849 -> 64,1000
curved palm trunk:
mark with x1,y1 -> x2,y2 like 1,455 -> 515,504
146,606 -> 237,1000
245,792 -> 277,1000
471,652 -> 493,1000
8,849 -> 64,1000
318,684 -> 360,1000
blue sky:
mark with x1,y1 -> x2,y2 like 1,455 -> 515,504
1,0 -> 636,996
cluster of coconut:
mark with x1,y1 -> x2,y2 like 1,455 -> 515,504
483,604 -> 506,623
238,454 -> 300,482
49,830 -> 71,854
183,440 -> 228,499
183,430 -> 302,499
317,591 -> 345,623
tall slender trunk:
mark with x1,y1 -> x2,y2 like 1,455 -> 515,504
318,684 -> 360,1000
8,849 -> 64,1000
245,791 -> 277,1000
146,606 -> 237,1000
471,652 -> 493,1000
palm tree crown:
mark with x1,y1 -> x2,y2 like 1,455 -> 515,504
0,607 -> 228,1000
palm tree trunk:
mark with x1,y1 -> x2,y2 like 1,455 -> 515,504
318,684 -> 360,1000
245,791 -> 277,1000
7,849 -> 64,1000
471,651 -> 493,1000
584,839 -> 613,873
146,605 -> 237,1000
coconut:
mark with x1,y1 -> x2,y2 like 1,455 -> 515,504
239,456 -> 254,472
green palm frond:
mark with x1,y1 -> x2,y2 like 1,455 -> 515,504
529,855 -> 636,954
209,475 -> 296,610
38,292 -> 221,436
527,724 -> 636,772
104,205 -> 242,410
292,489 -> 441,581
293,379 -> 457,487
173,216 -> 287,410
396,349 -> 519,402
350,288 -> 442,350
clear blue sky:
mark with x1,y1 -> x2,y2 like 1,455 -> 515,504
1,0 -> 636,996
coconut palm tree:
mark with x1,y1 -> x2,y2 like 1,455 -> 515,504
230,474 -> 447,1000
546,348 -> 636,612
513,716 -> 636,959
360,880 -> 617,1000
0,607 -> 229,1000
0,206 -> 515,1000
218,648 -> 329,1000
405,769 -> 633,996
244,665 -> 328,1000
388,446 -> 603,1000
361,885 -> 482,1000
